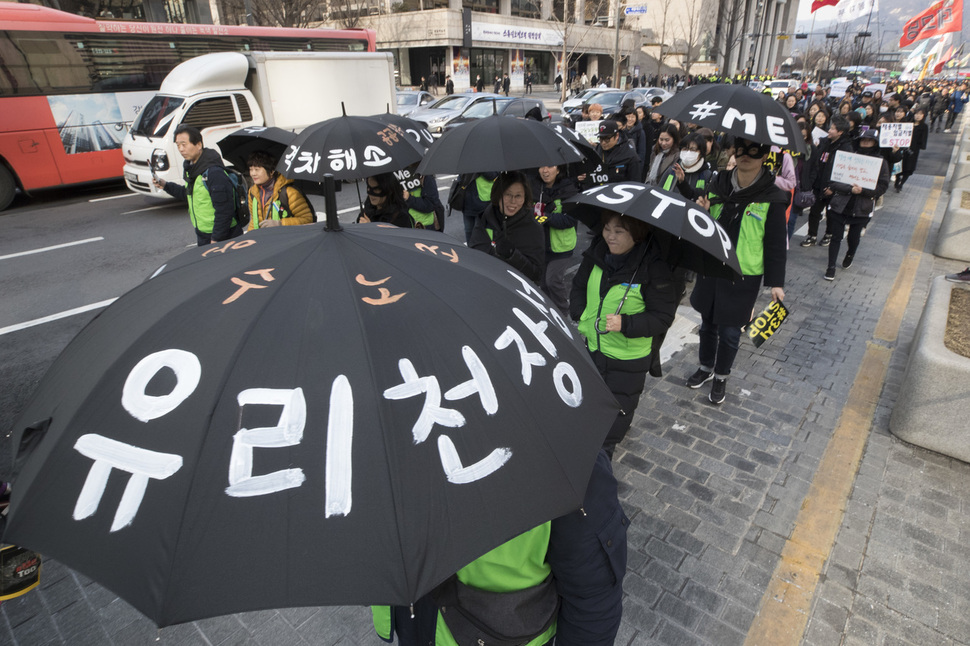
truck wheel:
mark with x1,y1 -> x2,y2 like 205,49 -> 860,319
0,165 -> 16,212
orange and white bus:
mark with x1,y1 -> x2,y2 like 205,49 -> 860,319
0,2 -> 375,210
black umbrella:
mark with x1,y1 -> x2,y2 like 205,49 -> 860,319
416,115 -> 585,176
277,115 -> 425,182
549,122 -> 599,175
3,198 -> 617,626
653,85 -> 807,155
565,182 -> 742,276
216,126 -> 296,170
370,112 -> 436,150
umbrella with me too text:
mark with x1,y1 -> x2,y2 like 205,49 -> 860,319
2,191 -> 618,627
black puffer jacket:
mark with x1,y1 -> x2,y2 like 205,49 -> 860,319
469,203 -> 546,284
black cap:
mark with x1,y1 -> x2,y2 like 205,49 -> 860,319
598,120 -> 619,138
857,127 -> 879,141
862,90 -> 873,97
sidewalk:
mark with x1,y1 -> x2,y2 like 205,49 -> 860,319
3,140 -> 969,645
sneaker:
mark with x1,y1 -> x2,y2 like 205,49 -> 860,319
819,234 -> 832,247
686,368 -> 714,389
824,266 -> 836,281
842,252 -> 854,268
709,378 -> 726,405
945,129 -> 952,133
800,236 -> 816,247
945,267 -> 970,283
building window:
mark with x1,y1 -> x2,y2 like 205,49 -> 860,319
511,0 -> 540,18
463,0 -> 499,14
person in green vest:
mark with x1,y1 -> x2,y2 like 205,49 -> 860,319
403,171 -> 444,232
529,164 -> 579,313
459,172 -> 498,244
569,213 -> 678,456
244,151 -> 314,231
469,171 -> 545,285
153,124 -> 242,246
687,138 -> 789,405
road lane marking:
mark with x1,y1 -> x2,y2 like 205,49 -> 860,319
89,193 -> 139,203
0,298 -> 117,337
0,237 -> 104,261
744,176 -> 943,646
122,204 -> 176,214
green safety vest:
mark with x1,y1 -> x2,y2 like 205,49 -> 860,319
577,265 -> 652,360
662,174 -> 706,193
709,199 -> 770,276
544,198 -> 577,254
186,168 -> 238,235
475,175 -> 493,202
248,193 -> 292,229
407,185 -> 436,228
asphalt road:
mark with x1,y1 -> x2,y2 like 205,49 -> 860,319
0,176 -> 469,477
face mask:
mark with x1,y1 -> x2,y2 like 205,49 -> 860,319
680,150 -> 701,166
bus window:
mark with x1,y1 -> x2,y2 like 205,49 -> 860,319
131,95 -> 184,138
181,96 -> 237,130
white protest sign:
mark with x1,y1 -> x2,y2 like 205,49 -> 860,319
879,122 -> 913,148
829,79 -> 851,98
575,120 -> 602,145
831,150 -> 883,190
864,83 -> 887,97
812,126 -> 828,146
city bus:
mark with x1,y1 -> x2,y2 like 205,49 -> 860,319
0,2 -> 376,210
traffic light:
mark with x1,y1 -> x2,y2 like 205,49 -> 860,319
795,33 -> 808,39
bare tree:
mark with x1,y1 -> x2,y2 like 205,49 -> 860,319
713,0 -> 748,76
539,0 -> 619,101
676,0 -> 710,78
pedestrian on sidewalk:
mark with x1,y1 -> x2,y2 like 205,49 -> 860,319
944,82 -> 968,132
895,107 -> 928,192
821,129 -> 889,281
801,115 -> 853,248
688,138 -> 789,405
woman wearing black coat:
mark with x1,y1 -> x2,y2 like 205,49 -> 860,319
469,171 -> 546,284
896,107 -> 928,192
529,165 -> 579,313
358,173 -> 412,227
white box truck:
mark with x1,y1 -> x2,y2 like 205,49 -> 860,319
121,51 -> 397,195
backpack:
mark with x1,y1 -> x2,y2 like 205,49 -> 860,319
448,174 -> 473,214
221,167 -> 251,230
279,184 -> 317,223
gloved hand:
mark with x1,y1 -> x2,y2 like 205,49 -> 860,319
493,236 -> 514,259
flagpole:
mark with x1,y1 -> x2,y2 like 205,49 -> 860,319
854,0 -> 876,69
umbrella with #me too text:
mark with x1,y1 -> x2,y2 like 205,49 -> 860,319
653,84 -> 807,155
2,191 -> 618,627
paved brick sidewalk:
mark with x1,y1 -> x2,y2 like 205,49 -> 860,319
3,156 -> 969,645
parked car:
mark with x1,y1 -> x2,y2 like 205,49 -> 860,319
766,79 -> 795,99
396,90 -> 435,116
747,80 -> 766,92
441,97 -> 551,133
563,90 -> 630,119
627,87 -> 673,104
561,87 -> 619,112
409,92 -> 505,136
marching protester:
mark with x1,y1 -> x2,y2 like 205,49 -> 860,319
244,151 -> 314,230
644,123 -> 680,186
895,107 -> 928,193
469,171 -> 545,285
530,165 -> 579,313
789,121 -> 819,239
580,120 -> 642,190
153,124 -> 243,246
801,115 -> 854,248
404,171 -> 445,231
821,128 -> 890,281
689,138 -> 789,405
357,173 -> 412,227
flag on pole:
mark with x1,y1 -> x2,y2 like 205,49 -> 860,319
837,0 -> 877,22
899,0 -> 963,48
811,0 -> 840,13
934,44 -> 955,73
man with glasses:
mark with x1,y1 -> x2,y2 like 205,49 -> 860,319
687,138 -> 789,405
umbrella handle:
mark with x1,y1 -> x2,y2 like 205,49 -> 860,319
323,174 -> 342,231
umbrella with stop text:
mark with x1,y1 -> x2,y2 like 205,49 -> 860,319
2,218 -> 618,627
653,84 -> 807,156
564,182 -> 742,277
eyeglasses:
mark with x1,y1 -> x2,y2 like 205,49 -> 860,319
734,144 -> 767,159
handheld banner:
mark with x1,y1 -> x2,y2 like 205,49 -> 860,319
0,545 -> 42,601
879,122 -> 913,148
831,150 -> 883,190
575,120 -> 602,145
747,300 -> 789,348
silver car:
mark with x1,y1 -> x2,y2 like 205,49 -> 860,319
396,90 -> 436,117
409,93 -> 505,136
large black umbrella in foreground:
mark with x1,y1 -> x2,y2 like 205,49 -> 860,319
278,114 -> 425,182
565,182 -> 742,276
217,126 -> 295,170
549,122 -> 599,175
654,84 -> 807,155
416,115 -> 585,176
3,191 -> 617,626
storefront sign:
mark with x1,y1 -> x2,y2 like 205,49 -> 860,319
472,23 -> 563,47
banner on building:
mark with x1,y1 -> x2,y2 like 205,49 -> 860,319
472,23 -> 563,47
899,0 -> 963,48
462,9 -> 473,49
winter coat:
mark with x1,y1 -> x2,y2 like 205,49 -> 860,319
570,236 -> 678,374
247,174 -> 314,230
658,160 -> 713,201
690,168 -> 789,327
583,139 -> 642,188
813,134 -> 855,195
469,202 -> 546,284
644,147 -> 678,186
549,450 -> 628,646
902,121 -> 928,175
529,174 -> 580,261
828,147 -> 889,221
625,120 -> 648,167
162,148 -> 241,241
360,198 -> 412,228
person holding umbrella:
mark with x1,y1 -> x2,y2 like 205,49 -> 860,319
245,151 -> 314,230
688,138 -> 789,405
358,173 -> 413,227
570,213 -> 678,456
529,164 -> 579,313
580,121 -> 641,191
469,171 -> 545,285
